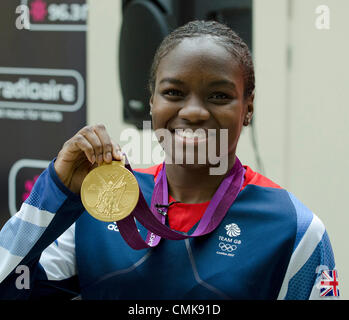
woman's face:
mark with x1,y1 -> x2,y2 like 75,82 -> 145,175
150,36 -> 253,170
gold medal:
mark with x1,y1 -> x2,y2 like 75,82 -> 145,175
81,160 -> 139,222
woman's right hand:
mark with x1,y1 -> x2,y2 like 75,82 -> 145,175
54,124 -> 123,194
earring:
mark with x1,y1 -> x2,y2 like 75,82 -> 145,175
245,115 -> 253,125
149,110 -> 152,116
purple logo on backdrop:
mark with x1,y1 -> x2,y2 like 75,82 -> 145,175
22,175 -> 39,202
21,0 -> 88,31
8,159 -> 50,216
30,0 -> 47,22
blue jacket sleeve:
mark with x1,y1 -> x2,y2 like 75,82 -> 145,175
277,192 -> 339,300
0,160 -> 85,299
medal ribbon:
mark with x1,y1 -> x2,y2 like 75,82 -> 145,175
116,157 -> 245,250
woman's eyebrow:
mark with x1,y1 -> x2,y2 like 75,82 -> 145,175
159,78 -> 184,85
158,78 -> 236,89
208,80 -> 236,89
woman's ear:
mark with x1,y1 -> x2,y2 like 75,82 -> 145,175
243,92 -> 254,126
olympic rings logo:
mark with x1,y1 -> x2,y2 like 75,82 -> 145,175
218,242 -> 237,252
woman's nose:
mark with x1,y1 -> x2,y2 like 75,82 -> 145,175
177,97 -> 210,123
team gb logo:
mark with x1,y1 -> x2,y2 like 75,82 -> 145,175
225,223 -> 241,237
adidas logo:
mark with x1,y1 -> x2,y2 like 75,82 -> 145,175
107,221 -> 140,233
107,222 -> 119,232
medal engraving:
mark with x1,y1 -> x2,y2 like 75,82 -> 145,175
81,161 -> 139,222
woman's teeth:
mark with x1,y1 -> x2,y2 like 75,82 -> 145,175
175,130 -> 207,139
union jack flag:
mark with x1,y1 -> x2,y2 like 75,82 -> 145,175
320,270 -> 339,297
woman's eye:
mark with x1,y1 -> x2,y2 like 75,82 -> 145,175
163,89 -> 183,97
210,92 -> 230,100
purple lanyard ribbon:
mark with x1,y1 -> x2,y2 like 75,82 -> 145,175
116,157 -> 245,250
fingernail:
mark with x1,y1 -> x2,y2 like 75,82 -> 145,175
98,154 -> 103,163
116,151 -> 123,158
106,152 -> 112,162
91,155 -> 96,164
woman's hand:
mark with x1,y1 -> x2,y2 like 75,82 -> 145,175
54,124 -> 123,194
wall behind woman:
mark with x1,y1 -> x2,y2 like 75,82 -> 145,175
252,0 -> 349,299
87,0 -> 348,299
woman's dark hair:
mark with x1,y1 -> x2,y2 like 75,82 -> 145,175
148,20 -> 255,99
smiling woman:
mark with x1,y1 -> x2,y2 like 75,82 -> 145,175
150,34 -> 253,198
0,20 -> 339,300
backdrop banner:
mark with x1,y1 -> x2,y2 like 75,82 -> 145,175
0,0 -> 87,228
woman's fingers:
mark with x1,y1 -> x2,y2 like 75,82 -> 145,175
61,124 -> 124,166
93,124 -> 113,164
112,142 -> 123,161
55,124 -> 123,193
77,126 -> 102,164
72,133 -> 96,164
77,124 -> 117,165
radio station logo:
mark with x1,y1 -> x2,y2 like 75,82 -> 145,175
8,159 -> 50,216
20,0 -> 87,31
22,174 -> 40,202
0,67 -> 84,113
